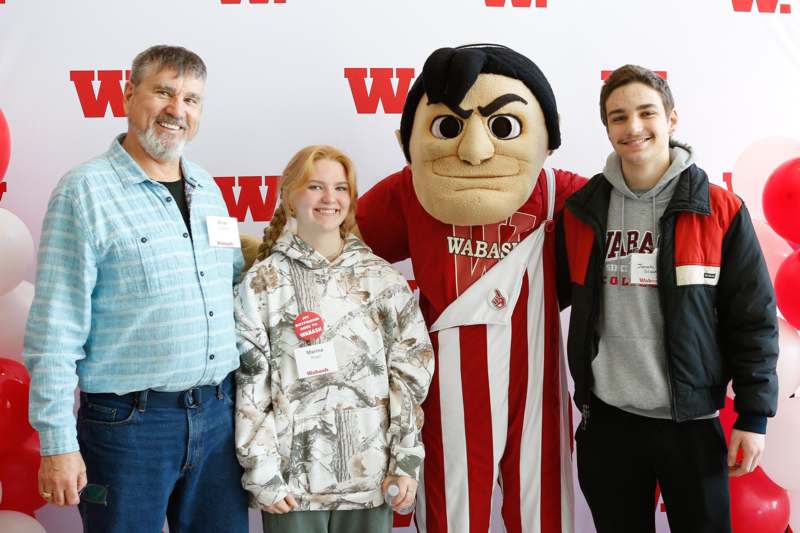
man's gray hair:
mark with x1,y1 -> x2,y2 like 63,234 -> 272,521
130,45 -> 207,85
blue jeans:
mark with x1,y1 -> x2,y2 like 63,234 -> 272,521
77,373 -> 249,533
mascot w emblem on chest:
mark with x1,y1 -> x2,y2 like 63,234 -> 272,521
357,45 -> 585,533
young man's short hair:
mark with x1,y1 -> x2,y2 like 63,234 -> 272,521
599,65 -> 674,127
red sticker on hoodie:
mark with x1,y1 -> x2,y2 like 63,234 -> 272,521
294,311 -> 324,342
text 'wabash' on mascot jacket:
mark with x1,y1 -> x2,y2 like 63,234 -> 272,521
233,231 -> 434,511
555,152 -> 779,433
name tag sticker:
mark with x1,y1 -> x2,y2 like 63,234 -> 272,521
206,216 -> 241,248
630,249 -> 658,286
295,342 -> 338,379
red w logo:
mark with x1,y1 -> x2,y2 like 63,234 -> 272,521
214,175 -> 279,222
0,182 -> 7,201
485,0 -> 547,6
731,0 -> 791,13
343,68 -> 415,114
70,70 -> 129,118
452,212 -> 537,296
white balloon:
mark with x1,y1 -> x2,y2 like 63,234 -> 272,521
759,319 -> 800,491
731,137 -> 800,223
775,319 -> 800,399
760,395 -> 800,491
0,281 -> 34,360
0,209 -> 34,296
789,490 -> 800,532
0,510 -> 47,533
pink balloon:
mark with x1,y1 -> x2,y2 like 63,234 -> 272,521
732,137 -> 800,222
763,158 -> 800,244
0,109 -> 9,182
752,220 -> 793,282
761,317 -> 800,492
0,282 -> 34,361
775,250 -> 800,330
760,318 -> 800,492
0,209 -> 34,296
775,318 -> 800,402
0,511 -> 47,533
760,395 -> 800,492
789,490 -> 800,532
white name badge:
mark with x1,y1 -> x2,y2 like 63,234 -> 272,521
206,216 -> 241,248
294,342 -> 339,379
630,249 -> 658,286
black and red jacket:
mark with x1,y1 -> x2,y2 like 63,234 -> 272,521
556,163 -> 778,432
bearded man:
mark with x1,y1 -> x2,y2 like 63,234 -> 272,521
24,45 -> 248,533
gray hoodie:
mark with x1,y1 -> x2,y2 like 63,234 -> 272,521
592,144 -> 694,418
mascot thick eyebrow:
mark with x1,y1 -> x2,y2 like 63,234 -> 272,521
357,45 -> 585,533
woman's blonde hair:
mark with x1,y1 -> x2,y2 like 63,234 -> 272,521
256,145 -> 358,261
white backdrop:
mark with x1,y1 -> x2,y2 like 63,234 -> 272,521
1,1 -> 799,531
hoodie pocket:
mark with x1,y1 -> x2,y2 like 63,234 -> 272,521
290,406 -> 389,495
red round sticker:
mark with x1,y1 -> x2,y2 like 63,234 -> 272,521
293,311 -> 324,342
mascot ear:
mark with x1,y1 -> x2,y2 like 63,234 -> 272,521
240,234 -> 262,273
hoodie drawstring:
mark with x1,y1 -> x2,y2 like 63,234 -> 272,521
652,196 -> 658,249
618,193 -> 625,287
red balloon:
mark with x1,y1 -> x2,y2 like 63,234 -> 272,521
0,432 -> 45,515
729,467 -> 790,533
775,250 -> 800,330
752,220 -> 793,282
763,157 -> 800,243
0,357 -> 35,453
0,108 -> 9,181
719,395 -> 736,439
721,398 -> 791,533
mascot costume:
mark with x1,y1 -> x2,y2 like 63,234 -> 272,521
356,45 -> 584,533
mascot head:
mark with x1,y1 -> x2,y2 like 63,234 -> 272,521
399,44 -> 560,225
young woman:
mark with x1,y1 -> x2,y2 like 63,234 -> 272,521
234,145 -> 434,533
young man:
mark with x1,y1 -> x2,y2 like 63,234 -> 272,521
556,65 -> 778,533
24,45 -> 249,532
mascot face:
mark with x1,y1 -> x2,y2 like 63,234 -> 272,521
408,73 -> 549,226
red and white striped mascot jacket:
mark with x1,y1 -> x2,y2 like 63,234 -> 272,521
358,164 -> 584,533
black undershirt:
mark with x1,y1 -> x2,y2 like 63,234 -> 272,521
159,178 -> 191,236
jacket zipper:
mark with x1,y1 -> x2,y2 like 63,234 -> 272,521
567,200 -> 605,431
657,214 -> 678,421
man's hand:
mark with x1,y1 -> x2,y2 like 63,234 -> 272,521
728,429 -> 765,477
262,494 -> 298,514
382,475 -> 418,511
38,451 -> 87,506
